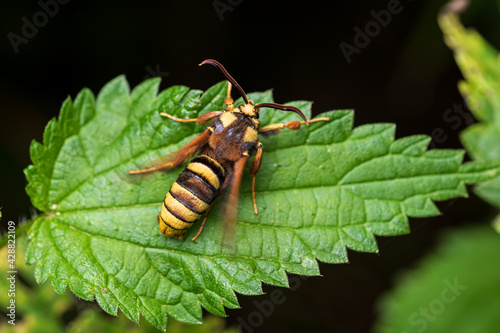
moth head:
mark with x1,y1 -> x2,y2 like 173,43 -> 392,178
200,59 -> 308,124
239,100 -> 259,118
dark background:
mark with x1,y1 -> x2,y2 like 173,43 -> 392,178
1,0 -> 499,332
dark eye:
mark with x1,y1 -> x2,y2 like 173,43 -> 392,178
254,112 -> 259,119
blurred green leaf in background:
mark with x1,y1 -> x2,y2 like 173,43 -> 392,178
441,9 -> 500,213
375,6 -> 500,332
374,225 -> 500,333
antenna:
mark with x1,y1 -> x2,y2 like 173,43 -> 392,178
199,59 -> 248,104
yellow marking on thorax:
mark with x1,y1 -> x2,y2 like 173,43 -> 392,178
243,127 -> 258,143
187,162 -> 221,188
240,103 -> 257,117
220,112 -> 237,128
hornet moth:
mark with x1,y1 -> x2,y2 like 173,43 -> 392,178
130,60 -> 329,241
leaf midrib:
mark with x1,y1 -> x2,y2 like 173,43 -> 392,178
49,122 -> 418,213
44,214 -> 313,267
51,168 -> 464,215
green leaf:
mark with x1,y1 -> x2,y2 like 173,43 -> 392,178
0,236 -> 236,333
24,77 -> 500,330
374,225 -> 500,333
440,12 -> 500,209
494,214 -> 500,233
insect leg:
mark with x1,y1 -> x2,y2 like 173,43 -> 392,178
191,201 -> 216,241
129,128 -> 212,174
223,81 -> 235,112
160,110 -> 223,125
249,142 -> 263,215
259,117 -> 330,136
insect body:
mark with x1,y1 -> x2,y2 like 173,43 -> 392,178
158,155 -> 225,239
130,60 -> 329,241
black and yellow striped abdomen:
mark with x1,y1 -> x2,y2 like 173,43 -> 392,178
158,155 -> 225,239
